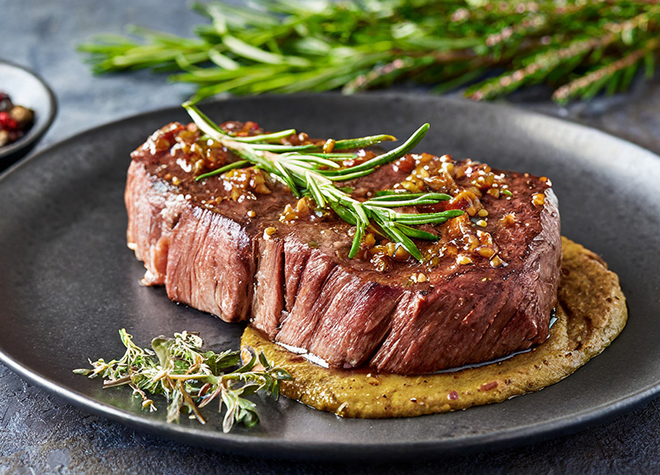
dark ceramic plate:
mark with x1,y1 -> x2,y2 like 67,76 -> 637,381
0,94 -> 659,461
0,60 -> 57,167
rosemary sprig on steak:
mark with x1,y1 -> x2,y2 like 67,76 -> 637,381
184,103 -> 463,260
74,329 -> 291,433
79,1 -> 660,103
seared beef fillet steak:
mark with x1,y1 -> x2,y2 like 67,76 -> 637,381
126,122 -> 561,375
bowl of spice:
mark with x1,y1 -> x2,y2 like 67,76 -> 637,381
0,60 -> 57,169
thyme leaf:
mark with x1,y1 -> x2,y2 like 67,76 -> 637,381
184,103 -> 464,260
74,329 -> 291,432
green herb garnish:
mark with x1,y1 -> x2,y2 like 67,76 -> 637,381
184,102 -> 462,260
79,1 -> 660,103
74,329 -> 291,433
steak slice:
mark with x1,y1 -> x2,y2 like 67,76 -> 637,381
126,122 -> 561,375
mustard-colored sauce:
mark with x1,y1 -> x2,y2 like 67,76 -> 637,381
241,237 -> 627,418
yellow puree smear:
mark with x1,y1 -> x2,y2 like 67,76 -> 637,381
241,237 -> 627,418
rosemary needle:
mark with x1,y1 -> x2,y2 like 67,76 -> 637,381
79,1 -> 660,103
184,102 -> 464,260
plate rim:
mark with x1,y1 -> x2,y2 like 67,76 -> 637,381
0,93 -> 659,461
3,345 -> 660,461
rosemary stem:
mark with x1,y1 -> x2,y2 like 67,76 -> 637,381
182,103 -> 467,260
81,2 -> 660,103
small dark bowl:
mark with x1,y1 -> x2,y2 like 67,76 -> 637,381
0,60 -> 57,169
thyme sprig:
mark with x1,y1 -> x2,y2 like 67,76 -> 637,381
74,329 -> 291,433
185,103 -> 463,260
79,1 -> 660,103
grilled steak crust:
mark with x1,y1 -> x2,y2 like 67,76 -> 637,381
126,122 -> 561,375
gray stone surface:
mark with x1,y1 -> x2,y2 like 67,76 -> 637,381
1,1 -> 660,473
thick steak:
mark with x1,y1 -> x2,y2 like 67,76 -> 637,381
126,122 -> 561,375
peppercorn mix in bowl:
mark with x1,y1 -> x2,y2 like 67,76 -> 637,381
0,60 -> 56,169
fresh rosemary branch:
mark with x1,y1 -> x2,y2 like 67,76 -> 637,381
184,103 -> 463,260
74,329 -> 291,433
79,1 -> 660,103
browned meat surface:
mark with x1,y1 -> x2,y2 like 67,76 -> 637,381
125,122 -> 561,375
